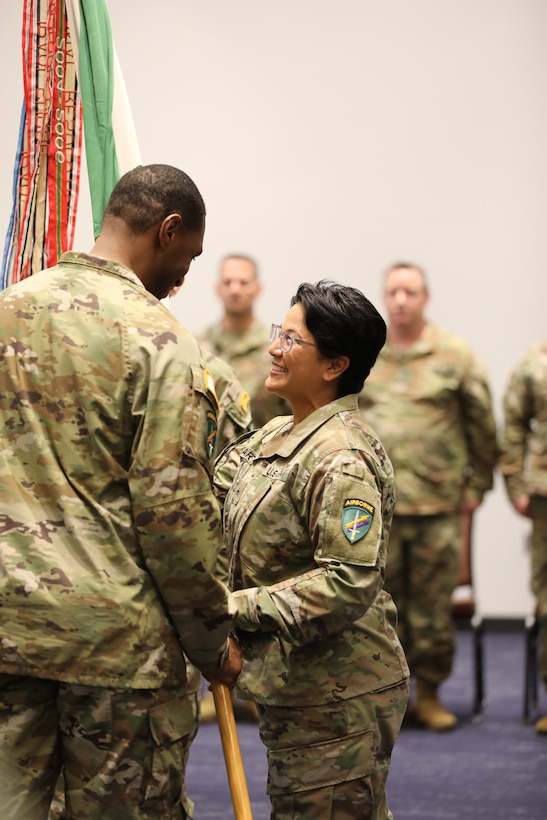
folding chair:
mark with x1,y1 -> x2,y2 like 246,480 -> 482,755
523,604 -> 539,723
451,509 -> 485,722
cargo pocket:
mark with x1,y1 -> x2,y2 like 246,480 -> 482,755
142,694 -> 196,812
267,727 -> 375,795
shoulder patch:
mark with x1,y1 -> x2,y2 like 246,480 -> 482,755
342,498 -> 375,543
206,409 -> 217,459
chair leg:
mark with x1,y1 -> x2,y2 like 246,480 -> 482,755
471,614 -> 484,721
523,614 -> 539,723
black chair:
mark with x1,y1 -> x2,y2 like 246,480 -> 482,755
452,586 -> 485,722
523,605 -> 539,723
451,509 -> 484,722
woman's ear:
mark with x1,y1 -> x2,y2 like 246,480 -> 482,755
324,355 -> 350,382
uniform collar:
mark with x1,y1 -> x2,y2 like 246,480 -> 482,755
384,321 -> 439,357
261,394 -> 358,458
59,251 -> 145,291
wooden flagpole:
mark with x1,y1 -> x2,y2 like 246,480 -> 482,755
211,682 -> 253,819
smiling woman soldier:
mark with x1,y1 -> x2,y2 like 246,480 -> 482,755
214,279 -> 410,820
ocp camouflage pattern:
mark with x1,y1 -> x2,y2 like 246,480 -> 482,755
199,320 -> 289,427
359,322 -> 498,514
500,338 -> 547,500
202,350 -> 253,455
214,394 -> 409,707
0,252 -> 235,690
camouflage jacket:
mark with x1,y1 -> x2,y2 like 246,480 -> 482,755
199,320 -> 289,428
202,350 -> 253,455
0,252 -> 235,688
359,323 -> 498,515
214,394 -> 409,706
500,339 -> 547,500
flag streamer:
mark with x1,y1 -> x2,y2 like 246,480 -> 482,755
2,0 -> 141,290
1,0 -> 82,289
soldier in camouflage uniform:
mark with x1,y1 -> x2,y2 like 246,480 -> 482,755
199,253 -> 289,428
203,351 -> 253,454
170,283 -> 253,455
0,164 -> 241,820
500,340 -> 547,735
359,262 -> 498,731
215,280 -> 410,819
170,283 -> 257,725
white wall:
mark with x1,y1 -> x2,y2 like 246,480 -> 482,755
2,0 -> 546,617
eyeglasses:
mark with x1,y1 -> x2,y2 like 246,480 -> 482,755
270,323 -> 318,353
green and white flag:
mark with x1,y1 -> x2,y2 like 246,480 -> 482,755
66,0 -> 141,238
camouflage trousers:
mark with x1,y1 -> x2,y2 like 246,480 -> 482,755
385,513 -> 461,687
257,681 -> 410,820
0,674 -> 198,820
530,496 -> 547,688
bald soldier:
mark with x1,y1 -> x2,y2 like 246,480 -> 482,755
0,164 -> 241,819
359,262 -> 498,730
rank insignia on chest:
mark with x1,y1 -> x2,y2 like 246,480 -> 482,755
240,390 -> 251,413
342,498 -> 375,543
203,368 -> 220,411
206,409 -> 217,459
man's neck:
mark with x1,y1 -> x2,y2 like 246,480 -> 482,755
388,320 -> 426,351
221,313 -> 256,334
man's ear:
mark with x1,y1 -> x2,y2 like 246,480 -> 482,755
324,355 -> 350,382
159,213 -> 183,247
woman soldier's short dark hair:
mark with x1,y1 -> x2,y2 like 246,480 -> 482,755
291,279 -> 386,397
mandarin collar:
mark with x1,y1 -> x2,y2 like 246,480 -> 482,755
260,394 -> 358,458
59,251 -> 145,291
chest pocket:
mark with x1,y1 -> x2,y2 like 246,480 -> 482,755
225,460 -> 307,587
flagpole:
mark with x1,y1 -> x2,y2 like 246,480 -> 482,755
211,682 -> 253,819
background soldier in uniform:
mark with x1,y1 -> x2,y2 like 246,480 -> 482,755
0,164 -> 241,820
199,253 -> 289,428
215,280 -> 410,819
500,339 -> 547,735
359,262 -> 498,730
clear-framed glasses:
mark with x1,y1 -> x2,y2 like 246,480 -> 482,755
270,323 -> 318,353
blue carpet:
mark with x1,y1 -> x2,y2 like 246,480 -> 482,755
186,629 -> 547,819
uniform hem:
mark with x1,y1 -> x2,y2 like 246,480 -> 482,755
0,663 -> 184,690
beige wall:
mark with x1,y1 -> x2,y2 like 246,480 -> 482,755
2,0 -> 546,617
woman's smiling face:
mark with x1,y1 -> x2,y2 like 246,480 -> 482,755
265,302 -> 334,421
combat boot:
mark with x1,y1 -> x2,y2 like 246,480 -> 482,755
535,714 -> 547,734
415,679 -> 457,731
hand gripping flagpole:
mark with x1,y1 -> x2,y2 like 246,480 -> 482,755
211,682 -> 253,819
